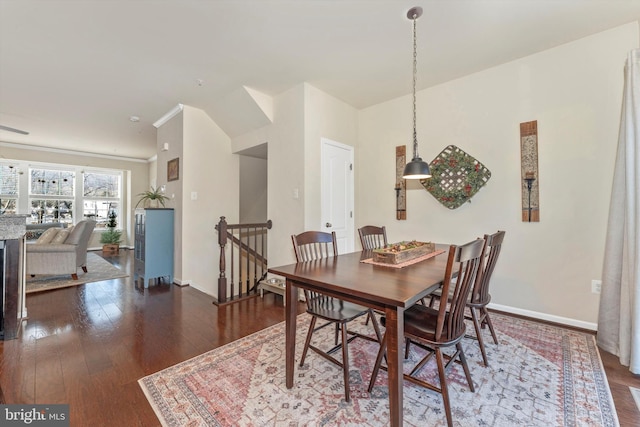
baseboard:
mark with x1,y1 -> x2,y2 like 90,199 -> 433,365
173,278 -> 190,287
488,303 -> 597,331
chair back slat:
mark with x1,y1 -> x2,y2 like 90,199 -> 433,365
358,225 -> 388,250
436,238 -> 485,342
470,230 -> 505,305
292,230 -> 339,304
292,231 -> 337,262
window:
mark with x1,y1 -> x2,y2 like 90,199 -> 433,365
0,160 -> 124,229
29,168 -> 75,224
83,172 -> 121,228
0,164 -> 19,214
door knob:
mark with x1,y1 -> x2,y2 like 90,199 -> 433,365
325,222 -> 332,228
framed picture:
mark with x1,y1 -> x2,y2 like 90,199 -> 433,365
167,158 -> 179,181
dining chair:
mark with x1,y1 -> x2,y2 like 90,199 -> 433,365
358,225 -> 388,326
358,225 -> 388,250
428,230 -> 505,366
292,231 -> 382,402
367,238 -> 485,427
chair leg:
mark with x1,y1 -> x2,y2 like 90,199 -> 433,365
82,266 -> 88,273
470,307 -> 489,367
334,323 -> 339,346
457,342 -> 475,392
482,308 -> 499,345
367,332 -> 386,392
368,309 -> 382,343
71,273 -> 78,280
340,322 -> 351,402
428,295 -> 436,308
435,348 -> 454,427
300,316 -> 317,366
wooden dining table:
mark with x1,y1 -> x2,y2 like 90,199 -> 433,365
268,245 -> 450,427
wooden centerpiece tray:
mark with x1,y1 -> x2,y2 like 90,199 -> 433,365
373,241 -> 436,265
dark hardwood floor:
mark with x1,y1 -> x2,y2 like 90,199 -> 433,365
1,249 -> 639,426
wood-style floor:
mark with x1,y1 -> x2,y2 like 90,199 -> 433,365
1,250 -> 639,426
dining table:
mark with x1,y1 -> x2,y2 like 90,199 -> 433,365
268,244 -> 451,427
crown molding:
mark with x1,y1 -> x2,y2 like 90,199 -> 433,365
0,141 -> 148,163
153,103 -> 184,128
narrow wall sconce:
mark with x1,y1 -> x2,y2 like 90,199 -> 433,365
524,172 -> 536,222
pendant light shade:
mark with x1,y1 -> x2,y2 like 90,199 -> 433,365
402,156 -> 431,179
402,6 -> 432,180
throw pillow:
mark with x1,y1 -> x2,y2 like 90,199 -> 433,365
35,227 -> 59,244
25,230 -> 42,240
51,229 -> 70,244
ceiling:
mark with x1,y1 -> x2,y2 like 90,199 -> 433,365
1,1 -> 639,161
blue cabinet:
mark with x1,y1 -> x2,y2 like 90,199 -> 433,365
134,208 -> 174,288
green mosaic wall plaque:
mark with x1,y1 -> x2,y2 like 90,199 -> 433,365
421,145 -> 491,209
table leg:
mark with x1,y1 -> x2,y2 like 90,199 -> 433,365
385,306 -> 404,427
285,279 -> 298,388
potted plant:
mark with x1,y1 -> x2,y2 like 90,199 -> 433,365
136,186 -> 170,208
100,210 -> 122,254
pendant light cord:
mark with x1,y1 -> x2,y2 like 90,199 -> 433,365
412,12 -> 419,160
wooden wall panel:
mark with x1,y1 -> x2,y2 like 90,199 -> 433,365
520,121 -> 540,222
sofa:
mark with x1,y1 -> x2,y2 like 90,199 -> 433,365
26,220 -> 96,280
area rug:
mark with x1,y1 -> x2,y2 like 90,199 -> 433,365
26,251 -> 128,294
139,313 -> 618,427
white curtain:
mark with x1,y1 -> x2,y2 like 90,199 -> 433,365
597,49 -> 640,374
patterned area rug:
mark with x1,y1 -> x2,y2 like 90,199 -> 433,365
26,251 -> 128,293
139,313 -> 618,426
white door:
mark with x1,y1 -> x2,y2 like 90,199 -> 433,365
321,138 -> 354,254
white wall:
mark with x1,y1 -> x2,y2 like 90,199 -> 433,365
231,83 -> 359,269
181,106 -> 238,295
357,22 -> 639,327
232,86 -> 305,269
156,112 -> 183,280
255,85 -> 306,268
148,158 -> 157,189
303,84 -> 359,232
239,156 -> 267,223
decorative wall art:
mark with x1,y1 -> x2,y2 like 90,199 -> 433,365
421,145 -> 491,209
395,145 -> 407,220
167,158 -> 179,182
520,121 -> 540,222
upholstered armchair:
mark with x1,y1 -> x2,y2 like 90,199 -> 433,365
26,220 -> 96,280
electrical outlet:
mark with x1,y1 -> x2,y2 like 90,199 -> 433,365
591,280 -> 602,294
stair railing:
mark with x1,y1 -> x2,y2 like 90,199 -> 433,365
214,216 -> 272,305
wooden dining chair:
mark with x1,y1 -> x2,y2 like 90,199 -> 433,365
358,225 -> 388,325
429,230 -> 505,366
292,231 -> 382,402
367,238 -> 485,427
358,225 -> 388,250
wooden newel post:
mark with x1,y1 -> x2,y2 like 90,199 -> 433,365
216,216 -> 227,303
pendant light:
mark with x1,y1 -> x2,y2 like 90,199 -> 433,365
402,6 -> 432,180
